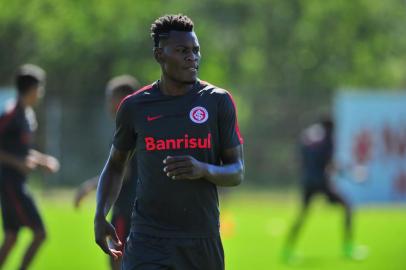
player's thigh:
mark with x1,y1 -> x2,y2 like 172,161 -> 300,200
302,188 -> 316,207
21,195 -> 43,225
122,232 -> 171,270
0,194 -> 20,232
173,236 -> 224,270
324,186 -> 348,206
200,236 -> 224,270
13,187 -> 45,232
0,182 -> 43,231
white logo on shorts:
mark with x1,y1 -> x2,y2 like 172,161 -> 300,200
189,106 -> 209,124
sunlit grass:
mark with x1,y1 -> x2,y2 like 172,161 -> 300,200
1,189 -> 405,270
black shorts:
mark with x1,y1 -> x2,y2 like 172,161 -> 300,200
111,211 -> 131,252
0,180 -> 44,232
303,184 -> 344,206
122,233 -> 224,270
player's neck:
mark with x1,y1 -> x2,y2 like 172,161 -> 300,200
158,76 -> 195,96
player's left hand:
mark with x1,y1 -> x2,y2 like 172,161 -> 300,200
94,215 -> 123,260
41,155 -> 60,173
163,155 -> 207,180
74,188 -> 86,209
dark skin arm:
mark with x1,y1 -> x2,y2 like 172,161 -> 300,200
74,176 -> 98,209
163,145 -> 244,186
75,162 -> 133,209
94,146 -> 132,260
0,150 -> 35,174
0,149 -> 60,175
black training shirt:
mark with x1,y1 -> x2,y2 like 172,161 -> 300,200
0,102 -> 35,181
113,80 -> 243,237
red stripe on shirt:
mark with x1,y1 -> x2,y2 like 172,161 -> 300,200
0,105 -> 17,134
117,84 -> 154,112
226,92 -> 244,144
114,215 -> 128,251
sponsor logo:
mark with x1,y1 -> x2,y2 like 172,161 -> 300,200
190,106 -> 209,124
147,115 -> 163,122
145,133 -> 211,151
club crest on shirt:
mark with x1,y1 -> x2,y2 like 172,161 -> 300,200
189,106 -> 209,124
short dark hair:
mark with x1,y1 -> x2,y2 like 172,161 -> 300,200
151,14 -> 194,47
320,115 -> 334,132
105,75 -> 140,99
16,64 -> 46,95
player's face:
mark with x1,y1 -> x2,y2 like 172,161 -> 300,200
159,31 -> 200,84
26,85 -> 44,106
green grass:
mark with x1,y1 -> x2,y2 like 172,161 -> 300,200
1,189 -> 405,270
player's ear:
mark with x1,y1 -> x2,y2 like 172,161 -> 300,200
153,47 -> 164,64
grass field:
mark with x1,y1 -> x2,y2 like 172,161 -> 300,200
1,189 -> 405,270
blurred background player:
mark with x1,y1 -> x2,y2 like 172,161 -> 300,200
0,64 -> 60,270
282,116 -> 356,262
74,74 -> 139,270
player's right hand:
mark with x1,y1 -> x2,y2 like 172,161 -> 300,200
15,157 -> 37,175
94,215 -> 123,260
73,189 -> 85,209
41,155 -> 60,173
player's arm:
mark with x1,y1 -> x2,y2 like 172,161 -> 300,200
94,146 -> 132,259
163,146 -> 244,186
75,155 -> 133,209
28,149 -> 60,173
0,149 -> 36,174
74,176 -> 99,209
207,145 -> 244,186
94,96 -> 136,260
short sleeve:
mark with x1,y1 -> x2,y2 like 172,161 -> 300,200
113,98 -> 137,151
218,91 -> 244,151
0,109 -> 15,138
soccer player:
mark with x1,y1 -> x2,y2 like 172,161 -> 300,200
283,117 -> 355,261
94,14 -> 244,270
0,64 -> 60,270
74,74 -> 139,270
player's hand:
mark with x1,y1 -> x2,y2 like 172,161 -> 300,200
94,215 -> 123,260
73,188 -> 86,209
41,155 -> 60,173
15,157 -> 37,175
163,155 -> 207,180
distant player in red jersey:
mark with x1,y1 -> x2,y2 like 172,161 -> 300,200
0,64 -> 60,270
283,117 -> 362,262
